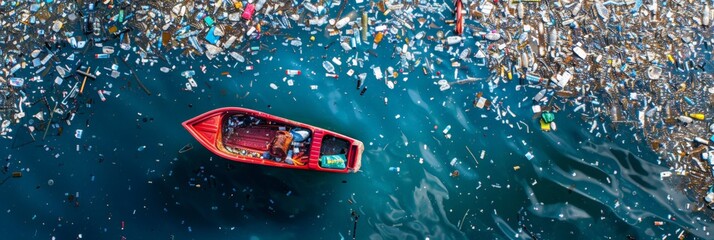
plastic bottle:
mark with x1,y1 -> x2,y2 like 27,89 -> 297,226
285,69 -> 301,76
335,16 -> 351,29
446,36 -> 462,45
137,146 -> 146,151
678,115 -> 693,124
322,61 -> 335,73
373,32 -> 384,49
695,137 -> 709,145
689,113 -> 705,121
683,96 -> 695,105
525,73 -> 543,83
443,125 -> 451,134
8,77 -> 24,87
389,167 -> 400,172
484,32 -> 501,41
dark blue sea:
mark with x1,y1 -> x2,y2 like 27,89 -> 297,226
1,3 -> 713,240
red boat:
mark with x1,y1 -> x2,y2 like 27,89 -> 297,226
183,107 -> 363,173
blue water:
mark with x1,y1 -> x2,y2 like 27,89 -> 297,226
2,3 -> 714,240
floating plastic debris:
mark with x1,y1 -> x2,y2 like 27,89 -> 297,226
322,61 -> 335,73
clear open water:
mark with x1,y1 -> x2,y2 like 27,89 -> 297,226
2,8 -> 713,240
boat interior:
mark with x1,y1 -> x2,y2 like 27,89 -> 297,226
320,135 -> 351,156
317,135 -> 352,169
219,113 -> 313,166
218,113 -> 353,170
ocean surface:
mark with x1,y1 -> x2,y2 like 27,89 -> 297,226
2,10 -> 713,240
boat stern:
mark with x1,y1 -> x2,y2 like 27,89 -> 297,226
349,140 -> 364,173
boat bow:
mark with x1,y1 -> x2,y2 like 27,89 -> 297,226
182,109 -> 223,151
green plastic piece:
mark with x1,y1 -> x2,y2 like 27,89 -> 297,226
204,16 -> 214,26
319,154 -> 347,169
542,112 -> 555,123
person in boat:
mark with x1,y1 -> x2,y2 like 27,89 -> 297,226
283,128 -> 311,164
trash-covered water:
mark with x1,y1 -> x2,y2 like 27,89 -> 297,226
2,1 -> 714,239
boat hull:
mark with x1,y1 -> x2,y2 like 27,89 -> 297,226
183,107 -> 363,173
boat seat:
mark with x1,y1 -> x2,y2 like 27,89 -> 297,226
225,126 -> 277,151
